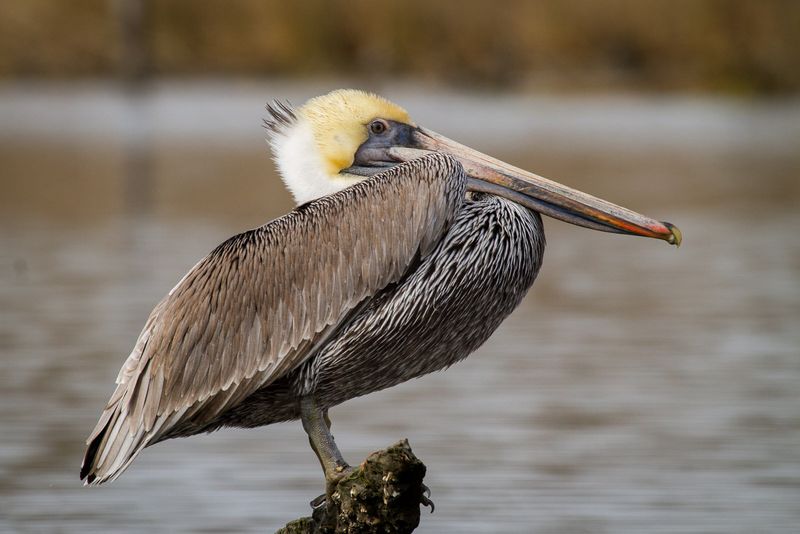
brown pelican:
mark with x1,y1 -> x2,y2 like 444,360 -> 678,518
81,90 -> 680,498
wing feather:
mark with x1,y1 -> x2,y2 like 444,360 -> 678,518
81,153 -> 465,484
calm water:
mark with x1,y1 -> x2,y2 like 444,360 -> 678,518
1,83 -> 799,533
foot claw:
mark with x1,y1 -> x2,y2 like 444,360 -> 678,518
422,483 -> 431,499
420,483 -> 435,513
310,493 -> 327,509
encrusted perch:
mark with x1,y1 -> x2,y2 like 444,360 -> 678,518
277,440 -> 431,534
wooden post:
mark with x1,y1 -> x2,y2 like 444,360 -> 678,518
277,440 -> 432,534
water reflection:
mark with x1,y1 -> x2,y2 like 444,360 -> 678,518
0,85 -> 798,533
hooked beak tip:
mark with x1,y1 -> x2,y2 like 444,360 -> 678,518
664,222 -> 682,247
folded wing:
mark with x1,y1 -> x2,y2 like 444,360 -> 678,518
81,154 -> 465,484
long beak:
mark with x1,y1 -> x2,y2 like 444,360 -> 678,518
389,127 -> 681,246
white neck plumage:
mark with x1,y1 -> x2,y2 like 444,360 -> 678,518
269,119 -> 362,205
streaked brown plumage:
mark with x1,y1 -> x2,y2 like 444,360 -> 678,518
82,154 -> 465,484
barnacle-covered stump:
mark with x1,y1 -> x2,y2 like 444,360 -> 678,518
277,440 -> 431,534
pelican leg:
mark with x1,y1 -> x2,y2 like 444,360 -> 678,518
300,396 -> 352,502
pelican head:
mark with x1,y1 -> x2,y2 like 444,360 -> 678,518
267,90 -> 413,204
266,89 -> 681,245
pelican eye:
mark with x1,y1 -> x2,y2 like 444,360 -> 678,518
369,119 -> 388,135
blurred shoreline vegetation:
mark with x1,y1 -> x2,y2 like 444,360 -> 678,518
0,0 -> 797,95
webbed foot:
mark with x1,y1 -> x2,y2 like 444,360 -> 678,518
310,463 -> 355,510
325,463 -> 355,498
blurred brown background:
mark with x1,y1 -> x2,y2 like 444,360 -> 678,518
1,0 -> 798,94
1,2 -> 798,533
